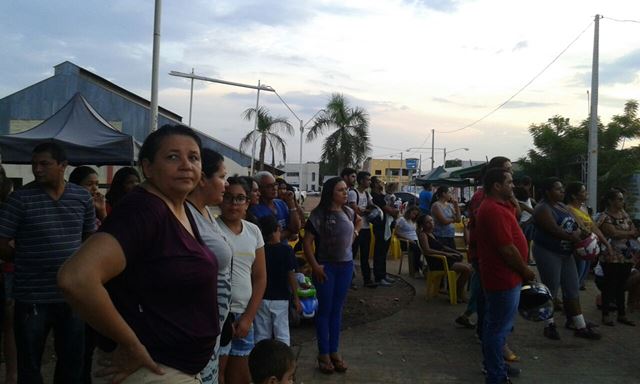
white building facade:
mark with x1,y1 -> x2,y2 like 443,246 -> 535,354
280,162 -> 320,192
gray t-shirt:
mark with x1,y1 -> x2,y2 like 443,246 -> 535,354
187,203 -> 233,325
347,188 -> 371,228
187,203 -> 233,384
305,207 -> 355,262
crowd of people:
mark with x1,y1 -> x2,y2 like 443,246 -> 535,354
0,125 -> 638,384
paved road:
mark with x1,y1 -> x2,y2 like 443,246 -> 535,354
294,259 -> 640,384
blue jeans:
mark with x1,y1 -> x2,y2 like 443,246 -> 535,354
314,260 -> 353,355
466,260 -> 481,315
472,260 -> 486,340
14,301 -> 85,384
482,285 -> 521,384
576,258 -> 590,288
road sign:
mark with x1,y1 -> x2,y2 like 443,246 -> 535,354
406,158 -> 418,170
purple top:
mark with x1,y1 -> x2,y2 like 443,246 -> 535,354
98,187 -> 219,374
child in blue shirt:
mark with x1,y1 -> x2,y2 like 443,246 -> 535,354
254,216 -> 301,346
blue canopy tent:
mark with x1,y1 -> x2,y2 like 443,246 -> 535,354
0,93 -> 140,166
415,165 -> 472,187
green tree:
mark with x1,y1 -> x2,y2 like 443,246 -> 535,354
240,107 -> 294,171
306,93 -> 371,174
520,100 -> 640,201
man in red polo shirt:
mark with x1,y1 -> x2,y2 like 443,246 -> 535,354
476,168 -> 535,384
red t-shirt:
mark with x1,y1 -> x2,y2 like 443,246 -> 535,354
476,196 -> 528,292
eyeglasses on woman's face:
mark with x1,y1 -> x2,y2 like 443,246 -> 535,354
222,193 -> 247,205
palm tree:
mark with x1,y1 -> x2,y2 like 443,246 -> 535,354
240,107 -> 294,171
306,93 -> 371,174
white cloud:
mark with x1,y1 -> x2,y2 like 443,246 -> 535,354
2,0 -> 640,166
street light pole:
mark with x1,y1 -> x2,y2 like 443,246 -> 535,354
250,80 -> 261,175
442,147 -> 469,169
188,68 -> 194,126
431,129 -> 435,171
169,70 -> 276,175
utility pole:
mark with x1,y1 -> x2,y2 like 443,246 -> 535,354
430,129 -> 435,170
587,14 -> 600,211
149,0 -> 162,132
400,152 -> 404,188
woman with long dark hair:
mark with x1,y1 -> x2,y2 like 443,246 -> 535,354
564,182 -> 611,290
69,166 -> 107,222
394,206 -> 424,277
217,176 -> 266,384
186,148 -> 232,384
303,177 -> 361,374
430,185 -> 461,249
416,214 -> 471,302
598,188 -> 639,326
533,177 -> 600,340
105,167 -> 140,213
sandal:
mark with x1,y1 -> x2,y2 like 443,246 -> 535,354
317,357 -> 334,374
617,317 -> 636,326
455,315 -> 476,329
330,356 -> 348,373
503,345 -> 520,362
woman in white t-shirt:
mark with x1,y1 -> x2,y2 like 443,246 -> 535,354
216,177 -> 266,384
394,206 -> 424,277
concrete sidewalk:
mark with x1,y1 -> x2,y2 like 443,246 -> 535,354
293,259 -> 640,384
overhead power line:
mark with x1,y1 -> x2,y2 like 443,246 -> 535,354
603,16 -> 640,24
421,20 -> 594,141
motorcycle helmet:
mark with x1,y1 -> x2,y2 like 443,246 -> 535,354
519,282 -> 554,322
574,233 -> 600,261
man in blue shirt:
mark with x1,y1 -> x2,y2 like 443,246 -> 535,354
0,142 -> 96,383
419,183 -> 433,214
251,171 -> 300,242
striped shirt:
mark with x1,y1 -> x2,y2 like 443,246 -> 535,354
0,182 -> 96,303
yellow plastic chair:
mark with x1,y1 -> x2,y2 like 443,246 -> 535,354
389,230 -> 402,260
425,254 -> 459,305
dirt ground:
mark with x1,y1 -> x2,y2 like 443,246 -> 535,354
291,274 -> 416,346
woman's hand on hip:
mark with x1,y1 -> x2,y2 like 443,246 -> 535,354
94,341 -> 164,383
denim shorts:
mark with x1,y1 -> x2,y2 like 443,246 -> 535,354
219,313 -> 254,357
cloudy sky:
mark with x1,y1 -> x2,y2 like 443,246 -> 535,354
1,0 -> 639,168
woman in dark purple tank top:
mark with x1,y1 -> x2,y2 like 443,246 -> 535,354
58,125 -> 220,382
416,214 -> 471,302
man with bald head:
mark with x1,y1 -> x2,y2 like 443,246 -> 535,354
251,171 -> 301,242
